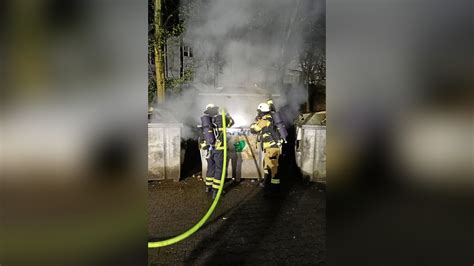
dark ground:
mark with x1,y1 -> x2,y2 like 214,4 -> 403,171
149,127 -> 325,265
148,174 -> 326,265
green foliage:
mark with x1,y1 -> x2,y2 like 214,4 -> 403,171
165,68 -> 194,95
149,0 -> 189,47
148,77 -> 157,104
148,0 -> 197,103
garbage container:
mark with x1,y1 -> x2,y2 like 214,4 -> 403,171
200,127 -> 263,180
295,112 -> 326,182
148,123 -> 184,181
195,87 -> 279,180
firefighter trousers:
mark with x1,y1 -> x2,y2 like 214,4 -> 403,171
263,147 -> 281,186
205,149 -> 225,190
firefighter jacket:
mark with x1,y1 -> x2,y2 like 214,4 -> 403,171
250,113 -> 280,150
213,113 -> 234,150
200,112 -> 234,150
199,128 -> 210,150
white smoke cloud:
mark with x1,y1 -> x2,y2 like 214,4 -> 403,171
152,0 -> 324,139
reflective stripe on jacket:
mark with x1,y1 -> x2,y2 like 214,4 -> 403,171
250,114 -> 279,149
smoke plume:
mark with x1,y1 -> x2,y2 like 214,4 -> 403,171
152,0 -> 325,139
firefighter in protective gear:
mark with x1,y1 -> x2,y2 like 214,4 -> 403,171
266,98 -> 276,112
250,102 -> 283,195
199,104 -> 234,198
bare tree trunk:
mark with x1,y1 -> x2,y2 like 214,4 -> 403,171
154,0 -> 165,103
179,37 -> 184,78
213,52 -> 219,88
164,40 -> 168,79
307,80 -> 312,112
12,1 -> 46,97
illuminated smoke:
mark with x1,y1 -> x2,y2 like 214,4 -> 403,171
152,0 -> 324,138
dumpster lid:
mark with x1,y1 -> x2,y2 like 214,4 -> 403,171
295,111 -> 326,126
149,107 -> 180,123
148,123 -> 184,128
301,124 -> 326,129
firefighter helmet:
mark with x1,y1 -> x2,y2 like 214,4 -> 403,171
205,103 -> 216,110
204,103 -> 219,115
257,103 -> 270,112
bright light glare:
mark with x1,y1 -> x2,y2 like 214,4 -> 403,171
231,114 -> 247,127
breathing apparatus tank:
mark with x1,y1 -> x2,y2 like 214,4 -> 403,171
271,111 -> 288,141
265,98 -> 288,142
200,115 -> 216,145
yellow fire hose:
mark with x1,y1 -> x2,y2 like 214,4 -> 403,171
148,110 -> 228,248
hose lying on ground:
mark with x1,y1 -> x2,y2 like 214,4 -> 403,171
148,110 -> 228,248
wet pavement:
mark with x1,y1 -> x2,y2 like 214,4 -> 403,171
148,175 -> 326,265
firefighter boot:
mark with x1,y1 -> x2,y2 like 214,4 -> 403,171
211,188 -> 226,199
263,171 -> 272,197
270,183 -> 281,198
